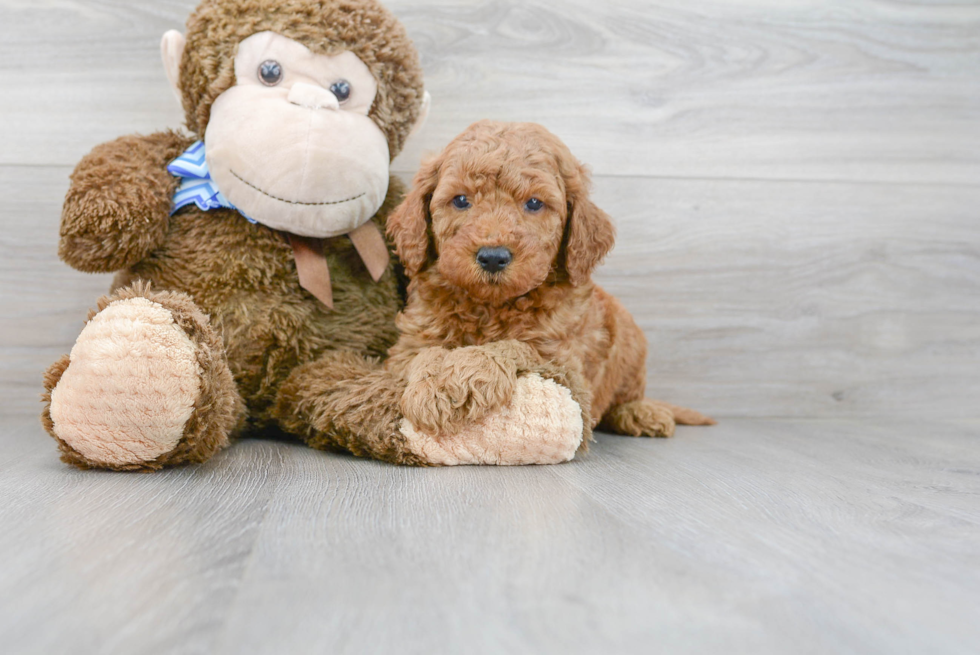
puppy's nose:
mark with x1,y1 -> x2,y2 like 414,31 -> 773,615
476,246 -> 513,273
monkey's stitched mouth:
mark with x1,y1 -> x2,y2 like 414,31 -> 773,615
231,170 -> 365,207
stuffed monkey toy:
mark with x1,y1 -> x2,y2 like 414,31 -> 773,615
42,0 -> 588,470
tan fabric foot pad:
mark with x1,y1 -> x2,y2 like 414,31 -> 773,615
49,297 -> 203,467
399,373 -> 584,466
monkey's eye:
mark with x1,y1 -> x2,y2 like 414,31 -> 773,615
330,80 -> 352,103
452,195 -> 471,210
258,60 -> 283,86
525,198 -> 545,212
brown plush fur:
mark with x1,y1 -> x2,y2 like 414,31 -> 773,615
386,120 -> 715,437
56,128 -> 406,412
43,0 -> 429,470
110,169 -> 407,424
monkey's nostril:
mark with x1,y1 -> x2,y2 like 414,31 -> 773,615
476,246 -> 513,273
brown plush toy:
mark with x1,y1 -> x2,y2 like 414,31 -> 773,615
42,0 -> 588,471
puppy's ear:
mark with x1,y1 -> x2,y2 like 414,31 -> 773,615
563,164 -> 616,285
387,153 -> 442,277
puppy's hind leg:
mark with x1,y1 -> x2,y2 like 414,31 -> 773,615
600,399 -> 676,438
656,402 -> 717,426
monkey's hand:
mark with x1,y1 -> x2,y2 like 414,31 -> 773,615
59,131 -> 195,273
400,341 -> 544,436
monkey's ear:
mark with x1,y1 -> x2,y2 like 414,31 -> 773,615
562,165 -> 616,286
161,30 -> 186,105
408,92 -> 432,140
386,152 -> 442,277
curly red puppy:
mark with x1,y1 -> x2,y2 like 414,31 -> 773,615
386,120 -> 713,439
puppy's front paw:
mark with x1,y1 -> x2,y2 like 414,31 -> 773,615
400,376 -> 466,436
399,374 -> 584,466
401,345 -> 518,435
438,345 -> 519,418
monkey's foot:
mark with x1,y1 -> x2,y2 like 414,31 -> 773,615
601,399 -> 676,438
399,373 -> 584,465
42,286 -> 244,471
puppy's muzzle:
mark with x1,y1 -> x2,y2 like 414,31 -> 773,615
476,246 -> 513,274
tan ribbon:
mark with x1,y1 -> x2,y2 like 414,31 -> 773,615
288,221 -> 391,310
348,221 -> 391,283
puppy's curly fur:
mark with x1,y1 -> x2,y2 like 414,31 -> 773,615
387,120 -> 714,437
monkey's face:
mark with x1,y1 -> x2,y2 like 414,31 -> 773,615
203,31 -> 390,238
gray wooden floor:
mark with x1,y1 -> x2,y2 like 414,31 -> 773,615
3,411 -> 979,655
2,1 -> 979,654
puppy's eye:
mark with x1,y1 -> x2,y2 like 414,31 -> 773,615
452,195 -> 471,210
525,198 -> 545,212
330,80 -> 352,103
258,60 -> 283,86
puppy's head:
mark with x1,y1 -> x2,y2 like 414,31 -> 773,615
387,120 -> 615,304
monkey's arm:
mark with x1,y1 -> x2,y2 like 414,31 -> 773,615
59,131 -> 194,273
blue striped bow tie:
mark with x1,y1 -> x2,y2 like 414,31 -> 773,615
167,141 -> 256,223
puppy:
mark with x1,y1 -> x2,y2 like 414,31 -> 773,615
385,120 -> 713,442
